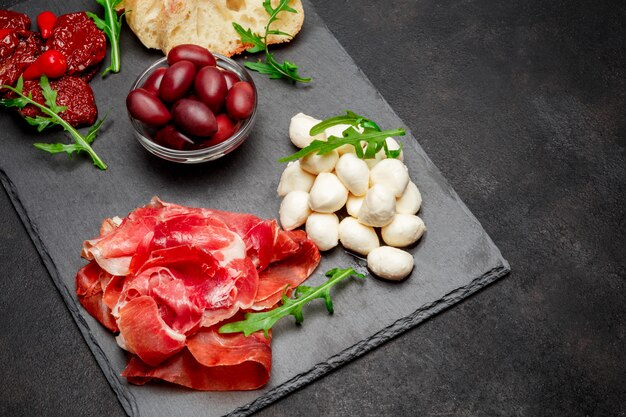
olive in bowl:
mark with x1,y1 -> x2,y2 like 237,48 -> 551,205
127,45 -> 257,163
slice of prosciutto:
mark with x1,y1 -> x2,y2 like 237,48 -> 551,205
122,325 -> 272,390
75,198 -> 320,390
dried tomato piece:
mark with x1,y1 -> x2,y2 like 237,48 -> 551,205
76,64 -> 102,83
0,30 -> 19,60
46,12 -> 106,75
0,10 -> 31,31
0,31 -> 44,88
19,76 -> 97,127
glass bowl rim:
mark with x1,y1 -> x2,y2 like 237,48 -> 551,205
129,53 -> 257,162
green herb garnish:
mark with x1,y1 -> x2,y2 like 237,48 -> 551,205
87,0 -> 126,76
219,267 -> 365,337
279,110 -> 405,162
233,0 -> 310,83
1,76 -> 108,170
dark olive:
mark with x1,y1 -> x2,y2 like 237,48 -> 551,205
142,67 -> 167,95
194,66 -> 227,113
206,113 -> 237,146
225,81 -> 255,120
220,69 -> 240,90
167,44 -> 216,70
159,60 -> 196,103
172,98 -> 217,138
153,125 -> 196,150
126,88 -> 171,127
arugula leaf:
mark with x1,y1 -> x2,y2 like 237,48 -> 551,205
33,142 -> 81,157
39,75 -> 67,113
85,113 -> 108,144
309,110 -> 381,135
244,61 -> 284,78
0,95 -> 30,108
279,127 -> 405,162
279,111 -> 406,162
233,0 -> 310,83
24,115 -> 55,132
1,76 -> 108,170
87,0 -> 125,76
219,268 -> 365,337
232,23 -> 265,54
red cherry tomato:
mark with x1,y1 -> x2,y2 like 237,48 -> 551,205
37,11 -> 57,40
23,50 -> 67,80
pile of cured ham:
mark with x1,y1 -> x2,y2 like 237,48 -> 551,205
76,197 -> 320,390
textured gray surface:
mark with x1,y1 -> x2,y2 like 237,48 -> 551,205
0,0 -> 508,416
2,0 -> 624,416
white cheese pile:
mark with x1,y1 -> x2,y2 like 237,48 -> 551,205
278,113 -> 426,281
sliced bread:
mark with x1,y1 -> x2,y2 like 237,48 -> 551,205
120,0 -> 304,57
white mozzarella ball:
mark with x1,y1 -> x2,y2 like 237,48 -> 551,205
358,184 -> 396,227
383,137 -> 404,161
346,194 -> 364,217
369,158 -> 410,197
363,138 -> 404,168
364,147 -> 385,169
305,213 -> 339,251
335,153 -> 370,196
336,144 -> 357,155
326,124 -> 356,155
325,124 -> 351,138
277,161 -> 317,197
289,113 -> 326,148
381,214 -> 426,247
300,150 -> 339,175
367,246 -> 414,281
279,191 -> 312,231
396,181 -> 422,214
338,217 -> 380,256
309,173 -> 349,213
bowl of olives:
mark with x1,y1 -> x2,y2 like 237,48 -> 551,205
127,44 -> 257,163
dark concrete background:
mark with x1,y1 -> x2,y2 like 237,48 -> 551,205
1,0 -> 624,416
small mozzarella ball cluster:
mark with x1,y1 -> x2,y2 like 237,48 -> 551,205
278,113 -> 427,281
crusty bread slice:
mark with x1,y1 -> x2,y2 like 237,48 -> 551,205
121,0 -> 164,49
121,0 -> 304,57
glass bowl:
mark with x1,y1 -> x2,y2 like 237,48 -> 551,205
129,54 -> 257,163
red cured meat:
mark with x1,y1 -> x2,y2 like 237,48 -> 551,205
46,12 -> 106,75
99,216 -> 122,236
76,198 -> 320,391
117,296 -> 186,366
122,326 -> 271,390
83,208 -> 163,276
83,198 -> 201,276
253,230 -> 321,310
0,10 -> 30,31
0,30 -> 43,88
200,209 -> 303,272
75,261 -> 118,332
19,76 -> 97,127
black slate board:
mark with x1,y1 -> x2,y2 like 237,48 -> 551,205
0,0 -> 510,416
